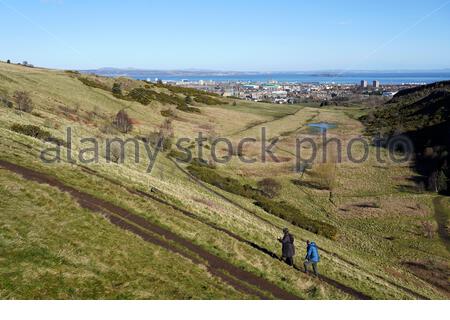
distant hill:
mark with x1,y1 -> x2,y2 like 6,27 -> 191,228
362,81 -> 450,194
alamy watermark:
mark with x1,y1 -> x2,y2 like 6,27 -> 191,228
39,127 -> 414,173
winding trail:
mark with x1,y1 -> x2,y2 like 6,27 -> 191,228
169,158 -> 429,300
81,161 -> 371,299
433,196 -> 450,252
1,156 -> 426,299
0,159 -> 298,300
167,159 -> 372,299
230,107 -> 303,137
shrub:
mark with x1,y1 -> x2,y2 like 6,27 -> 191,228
64,70 -> 80,75
78,77 -> 110,91
31,111 -> 44,118
161,108 -> 176,117
11,124 -> 51,140
10,123 -> 66,146
1,96 -> 13,108
127,88 -> 153,105
252,196 -> 338,239
161,136 -> 173,151
194,95 -> 224,105
155,83 -> 221,97
159,118 -> 174,136
113,109 -> 133,133
109,144 -> 122,163
185,96 -> 193,105
176,104 -> 201,113
6,59 -> 11,64
257,178 -> 282,198
310,161 -> 337,191
13,91 -> 33,112
187,163 -> 338,239
168,148 -> 190,161
158,118 -> 174,151
112,83 -> 122,97
126,87 -> 186,107
187,164 -> 258,198
139,131 -> 172,151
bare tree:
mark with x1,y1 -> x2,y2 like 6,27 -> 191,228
13,91 -> 33,112
113,109 -> 133,133
428,170 -> 447,193
159,118 -> 174,137
158,118 -> 174,151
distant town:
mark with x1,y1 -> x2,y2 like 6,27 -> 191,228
149,78 -> 418,105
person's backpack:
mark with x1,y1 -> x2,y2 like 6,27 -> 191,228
289,233 -> 294,244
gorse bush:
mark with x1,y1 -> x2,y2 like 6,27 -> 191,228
160,109 -> 176,117
187,163 -> 258,197
187,163 -> 338,239
10,124 -> 66,146
78,77 -> 110,91
252,196 -> 338,239
154,82 -> 220,97
185,95 -> 193,105
154,82 -> 226,105
112,83 -> 122,97
168,148 -> 189,161
127,88 -> 186,107
176,104 -> 201,113
11,124 -> 51,140
64,70 -> 80,75
194,95 -> 224,105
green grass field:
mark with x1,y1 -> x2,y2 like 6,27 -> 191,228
0,62 -> 448,299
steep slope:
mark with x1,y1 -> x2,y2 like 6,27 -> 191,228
362,81 -> 450,194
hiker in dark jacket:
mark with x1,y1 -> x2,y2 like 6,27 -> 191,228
304,240 -> 320,276
278,228 -> 295,266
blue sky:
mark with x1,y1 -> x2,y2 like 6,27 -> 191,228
1,0 -> 450,71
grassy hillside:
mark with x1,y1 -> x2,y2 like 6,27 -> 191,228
0,62 -> 448,299
362,81 -> 450,194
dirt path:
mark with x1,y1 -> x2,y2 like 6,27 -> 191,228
169,158 -> 430,300
0,159 -> 299,300
79,164 -> 373,299
433,196 -> 450,252
230,107 -> 304,136
167,159 -> 374,299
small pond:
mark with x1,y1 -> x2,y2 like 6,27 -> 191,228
307,122 -> 337,133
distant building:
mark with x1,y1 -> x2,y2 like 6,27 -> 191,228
382,91 -> 397,97
373,80 -> 380,88
360,80 -> 368,88
271,90 -> 288,97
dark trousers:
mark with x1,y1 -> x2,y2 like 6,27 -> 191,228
304,260 -> 318,275
283,256 -> 294,266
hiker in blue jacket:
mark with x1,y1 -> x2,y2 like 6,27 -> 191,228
304,240 -> 320,276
